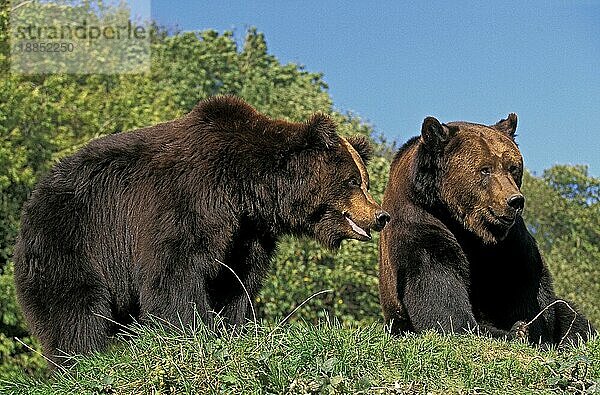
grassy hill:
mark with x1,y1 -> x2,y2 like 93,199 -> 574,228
2,321 -> 598,394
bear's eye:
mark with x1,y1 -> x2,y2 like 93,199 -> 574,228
347,177 -> 360,188
508,165 -> 520,174
480,167 -> 492,177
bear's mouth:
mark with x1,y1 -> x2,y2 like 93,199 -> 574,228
488,208 -> 516,228
343,212 -> 371,240
496,216 -> 515,226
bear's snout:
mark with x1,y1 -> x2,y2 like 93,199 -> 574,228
507,194 -> 525,212
373,210 -> 391,231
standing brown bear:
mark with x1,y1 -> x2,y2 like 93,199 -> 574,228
379,114 -> 595,346
14,96 -> 390,365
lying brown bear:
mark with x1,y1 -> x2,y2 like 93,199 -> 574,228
14,96 -> 390,365
379,113 -> 596,346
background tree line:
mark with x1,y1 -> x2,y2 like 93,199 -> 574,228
0,1 -> 598,378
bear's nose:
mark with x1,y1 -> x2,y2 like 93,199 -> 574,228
375,210 -> 391,229
507,194 -> 525,211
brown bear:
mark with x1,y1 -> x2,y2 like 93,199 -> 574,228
14,96 -> 390,365
379,114 -> 596,346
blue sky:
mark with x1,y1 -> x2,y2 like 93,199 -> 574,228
147,1 -> 599,176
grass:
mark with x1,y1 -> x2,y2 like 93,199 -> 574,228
1,319 -> 598,395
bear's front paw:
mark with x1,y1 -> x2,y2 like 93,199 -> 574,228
509,320 -> 529,341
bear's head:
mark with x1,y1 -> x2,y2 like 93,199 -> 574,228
418,113 -> 524,244
291,115 -> 390,249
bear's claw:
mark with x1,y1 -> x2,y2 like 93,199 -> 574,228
510,320 -> 529,341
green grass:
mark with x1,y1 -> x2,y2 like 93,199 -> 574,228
1,320 -> 598,395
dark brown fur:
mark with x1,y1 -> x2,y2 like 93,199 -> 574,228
379,114 -> 596,346
13,96 -> 389,365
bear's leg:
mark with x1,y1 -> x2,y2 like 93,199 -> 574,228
403,265 -> 478,334
23,280 -> 114,367
140,276 -> 215,330
137,242 -> 222,330
42,300 -> 113,367
379,263 -> 412,334
400,249 -> 523,340
16,253 -> 115,367
479,320 -> 529,341
552,299 -> 596,346
219,269 -> 263,326
219,240 -> 273,326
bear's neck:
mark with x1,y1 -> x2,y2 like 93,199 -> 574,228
234,156 -> 315,237
410,145 -> 445,211
270,155 -> 323,237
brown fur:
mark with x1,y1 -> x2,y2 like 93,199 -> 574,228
379,114 -> 595,346
13,96 -> 390,366
439,122 -> 524,244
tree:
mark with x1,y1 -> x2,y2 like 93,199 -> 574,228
522,166 -> 600,330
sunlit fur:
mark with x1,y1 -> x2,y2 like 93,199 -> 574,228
439,125 -> 524,244
379,113 -> 596,346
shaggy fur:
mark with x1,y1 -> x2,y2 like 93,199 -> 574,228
14,96 -> 389,365
379,114 -> 596,346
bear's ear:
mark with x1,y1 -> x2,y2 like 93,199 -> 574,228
305,113 -> 338,149
345,135 -> 373,164
492,113 -> 518,138
421,116 -> 457,150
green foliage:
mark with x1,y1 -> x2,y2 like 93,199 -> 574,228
9,0 -> 150,74
0,0 -> 8,73
0,262 -> 45,379
522,166 -> 600,328
1,322 -> 598,394
151,28 -> 331,119
544,165 -> 599,206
